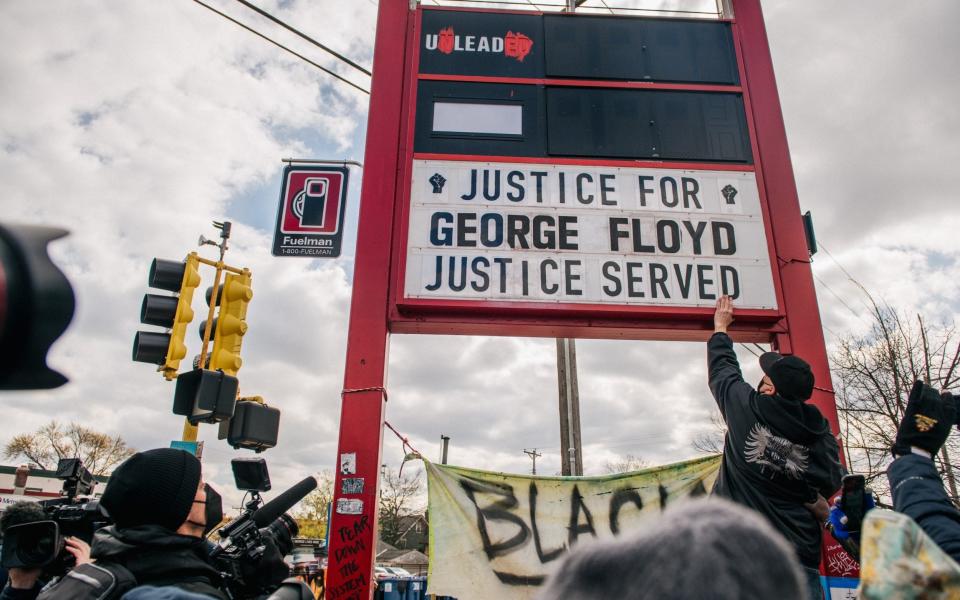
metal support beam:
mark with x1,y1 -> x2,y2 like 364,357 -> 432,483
325,0 -> 408,598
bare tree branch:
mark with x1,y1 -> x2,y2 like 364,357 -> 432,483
833,305 -> 959,506
379,466 -> 424,547
3,421 -> 135,476
603,454 -> 650,473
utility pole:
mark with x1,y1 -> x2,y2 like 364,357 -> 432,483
440,435 -> 450,465
556,338 -> 583,476
523,448 -> 542,475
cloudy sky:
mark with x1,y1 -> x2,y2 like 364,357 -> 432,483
2,0 -> 958,506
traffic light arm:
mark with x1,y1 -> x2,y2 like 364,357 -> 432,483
198,263 -> 223,370
195,255 -> 246,274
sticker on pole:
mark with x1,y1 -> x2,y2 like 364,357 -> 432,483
272,164 -> 349,257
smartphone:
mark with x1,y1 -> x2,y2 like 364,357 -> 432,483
840,474 -> 866,532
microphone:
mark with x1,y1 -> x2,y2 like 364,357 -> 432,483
252,476 -> 318,528
210,475 -> 318,560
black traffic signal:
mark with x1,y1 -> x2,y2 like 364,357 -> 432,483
133,254 -> 201,379
0,224 -> 75,390
172,368 -> 238,424
220,399 -> 280,452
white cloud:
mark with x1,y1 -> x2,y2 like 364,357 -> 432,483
1,0 -> 959,507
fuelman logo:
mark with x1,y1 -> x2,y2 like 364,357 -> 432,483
425,27 -> 533,62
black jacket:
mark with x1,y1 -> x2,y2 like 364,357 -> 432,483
38,525 -> 227,600
708,332 -> 843,568
889,452 -> 960,562
0,582 -> 42,600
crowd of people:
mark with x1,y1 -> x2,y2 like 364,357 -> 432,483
540,296 -> 960,599
2,296 -> 960,599
0,448 -> 311,600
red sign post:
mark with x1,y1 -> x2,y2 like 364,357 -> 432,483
325,1 -> 840,597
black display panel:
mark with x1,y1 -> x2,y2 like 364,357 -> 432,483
653,91 -> 751,162
419,10 -> 544,78
415,81 -> 546,157
543,15 -> 738,84
545,86 -> 657,158
546,87 -> 751,163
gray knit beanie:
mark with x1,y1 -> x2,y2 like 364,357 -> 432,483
537,498 -> 806,600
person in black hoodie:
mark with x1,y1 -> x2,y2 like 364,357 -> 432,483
37,448 -> 228,600
709,296 -> 842,600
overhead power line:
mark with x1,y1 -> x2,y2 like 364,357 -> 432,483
190,0 -> 370,95
426,0 -> 719,15
813,272 -> 869,325
232,0 -> 372,76
817,241 -> 875,314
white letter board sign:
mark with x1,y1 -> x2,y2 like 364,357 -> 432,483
404,160 -> 777,309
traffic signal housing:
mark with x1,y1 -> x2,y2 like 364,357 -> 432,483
222,398 -> 280,452
0,224 -> 75,389
133,253 -> 201,380
173,368 -> 238,424
208,269 -> 252,376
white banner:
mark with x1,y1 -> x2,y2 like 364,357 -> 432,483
405,160 -> 777,309
426,455 -> 722,600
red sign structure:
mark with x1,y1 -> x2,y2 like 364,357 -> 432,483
326,1 -> 841,598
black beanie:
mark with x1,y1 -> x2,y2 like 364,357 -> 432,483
759,352 -> 815,401
101,448 -> 202,531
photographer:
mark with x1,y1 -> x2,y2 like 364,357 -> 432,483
38,448 -> 228,599
887,380 -> 960,561
0,501 -> 91,600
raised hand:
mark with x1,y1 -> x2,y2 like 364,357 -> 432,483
714,295 -> 734,333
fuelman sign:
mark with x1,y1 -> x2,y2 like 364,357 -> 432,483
405,160 -> 776,309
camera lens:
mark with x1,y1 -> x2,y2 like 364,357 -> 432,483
11,522 -> 60,567
261,513 -> 299,557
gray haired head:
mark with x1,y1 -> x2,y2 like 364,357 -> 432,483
537,498 -> 805,600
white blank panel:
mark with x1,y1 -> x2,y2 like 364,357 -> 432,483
432,102 -> 523,136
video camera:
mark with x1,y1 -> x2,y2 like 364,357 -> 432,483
1,458 -> 110,575
209,457 -> 317,599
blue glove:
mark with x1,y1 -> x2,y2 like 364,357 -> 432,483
829,492 -> 876,539
828,504 -> 850,539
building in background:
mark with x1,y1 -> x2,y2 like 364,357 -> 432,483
0,464 -> 108,510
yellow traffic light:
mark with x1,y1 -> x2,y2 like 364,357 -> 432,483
208,269 -> 252,376
133,253 -> 201,380
163,253 -> 201,379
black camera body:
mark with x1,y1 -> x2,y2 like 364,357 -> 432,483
210,458 -> 302,599
0,459 -> 110,575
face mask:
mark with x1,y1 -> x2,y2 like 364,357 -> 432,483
202,484 -> 223,536
189,483 -> 223,537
